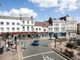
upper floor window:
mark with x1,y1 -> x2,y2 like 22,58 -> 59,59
27,21 -> 29,24
54,23 -> 59,26
32,21 -> 33,24
61,28 -> 65,31
7,27 -> 9,30
12,22 -> 15,25
17,23 -> 20,25
36,28 -> 38,30
1,27 -> 4,31
31,27 -> 33,31
23,26 -> 24,29
49,28 -> 52,32
6,22 -> 9,25
6,27 -> 9,32
27,26 -> 29,31
12,27 -> 15,30
39,28 -> 41,31
61,23 -> 65,26
0,22 -> 4,25
44,29 -> 46,31
23,20 -> 25,23
54,27 -> 59,31
17,28 -> 19,30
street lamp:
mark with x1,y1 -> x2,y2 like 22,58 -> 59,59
49,31 -> 53,40
32,28 -> 34,39
54,34 -> 58,48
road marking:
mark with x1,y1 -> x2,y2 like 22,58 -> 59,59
42,55 -> 55,60
23,51 -> 54,59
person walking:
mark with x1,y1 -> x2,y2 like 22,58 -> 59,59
14,36 -> 18,52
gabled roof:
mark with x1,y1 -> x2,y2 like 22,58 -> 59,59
35,22 -> 49,27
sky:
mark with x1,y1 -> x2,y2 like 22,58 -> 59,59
0,0 -> 80,21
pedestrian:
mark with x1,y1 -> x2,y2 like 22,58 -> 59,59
5,43 -> 8,51
0,41 -> 5,54
15,44 -> 17,52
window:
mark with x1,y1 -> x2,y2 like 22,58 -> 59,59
1,27 -> 4,31
17,28 -> 19,30
12,22 -> 15,25
54,27 -> 59,31
44,29 -> 46,31
6,22 -> 9,25
7,27 -> 9,30
54,23 -> 59,26
7,27 -> 9,32
27,21 -> 29,24
39,28 -> 41,31
61,33 -> 66,36
31,27 -> 33,31
61,23 -> 65,26
32,21 -> 33,24
0,22 -> 4,25
36,28 -> 38,30
61,28 -> 65,31
23,20 -> 25,23
49,28 -> 52,32
27,26 -> 29,31
12,27 -> 15,30
23,26 -> 25,31
17,23 -> 20,25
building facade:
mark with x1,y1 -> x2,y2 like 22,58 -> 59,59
0,15 -> 77,38
0,15 -> 35,36
48,15 -> 77,39
76,23 -> 80,40
65,16 -> 77,38
77,23 -> 80,34
34,22 -> 49,37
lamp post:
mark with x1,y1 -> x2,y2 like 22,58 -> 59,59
54,34 -> 57,48
49,32 -> 52,40
32,28 -> 34,39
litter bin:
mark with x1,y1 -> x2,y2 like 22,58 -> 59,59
23,43 -> 28,49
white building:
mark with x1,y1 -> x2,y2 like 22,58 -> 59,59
65,16 -> 77,38
0,15 -> 35,35
34,22 -> 49,37
0,15 -> 77,38
48,15 -> 77,39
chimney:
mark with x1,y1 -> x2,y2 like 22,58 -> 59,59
31,16 -> 33,19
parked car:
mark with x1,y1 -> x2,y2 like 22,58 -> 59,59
31,40 -> 39,46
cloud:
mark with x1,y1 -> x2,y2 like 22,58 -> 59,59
0,8 -> 37,18
29,0 -> 58,8
29,0 -> 80,12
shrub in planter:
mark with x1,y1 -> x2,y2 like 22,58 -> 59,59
66,43 -> 74,48
64,49 -> 74,58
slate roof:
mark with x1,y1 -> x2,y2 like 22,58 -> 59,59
35,22 -> 49,27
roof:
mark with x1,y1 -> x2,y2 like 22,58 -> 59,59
59,15 -> 69,21
35,22 -> 49,27
0,15 -> 33,20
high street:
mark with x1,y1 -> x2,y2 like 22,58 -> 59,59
22,39 -> 67,60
